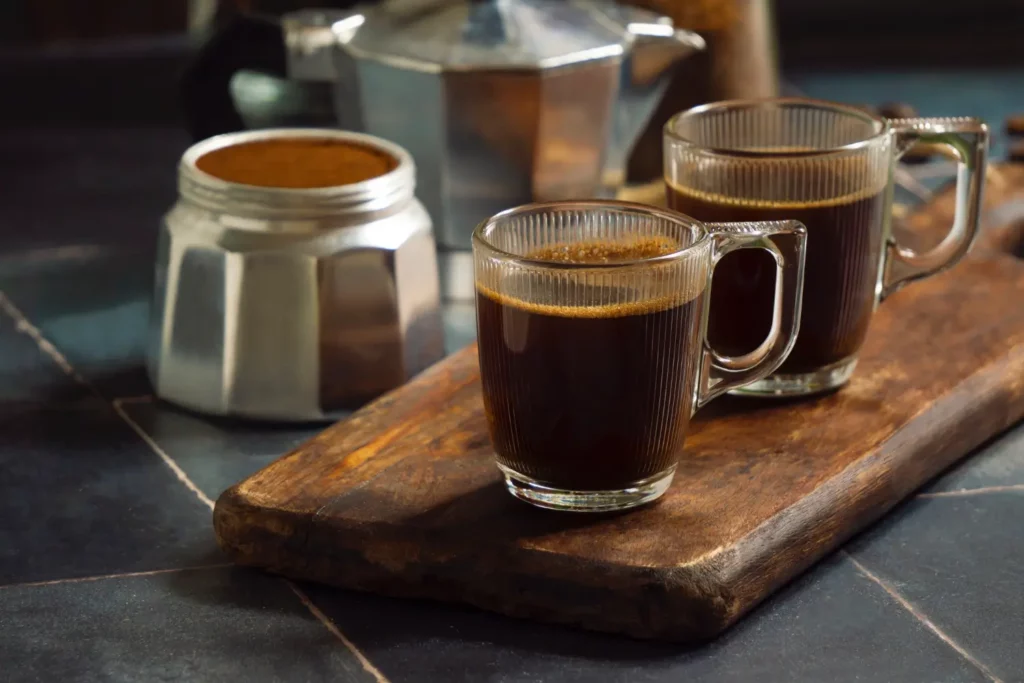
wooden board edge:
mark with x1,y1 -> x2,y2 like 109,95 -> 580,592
709,338 -> 1024,635
221,335 -> 1024,643
213,484 -> 315,573
226,523 -> 739,643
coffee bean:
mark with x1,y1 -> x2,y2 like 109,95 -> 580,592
1009,140 -> 1024,163
879,102 -> 918,119
1006,114 -> 1024,136
850,103 -> 879,116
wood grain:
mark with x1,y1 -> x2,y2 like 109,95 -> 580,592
215,165 -> 1024,642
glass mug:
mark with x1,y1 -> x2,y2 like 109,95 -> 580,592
665,98 -> 988,396
473,201 -> 807,512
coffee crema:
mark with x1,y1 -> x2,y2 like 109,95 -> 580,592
524,236 -> 681,264
668,182 -> 886,373
195,138 -> 397,189
476,238 -> 706,491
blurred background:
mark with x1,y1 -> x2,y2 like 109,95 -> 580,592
5,0 -> 1024,58
4,0 -> 1023,129
1,0 -> 1022,256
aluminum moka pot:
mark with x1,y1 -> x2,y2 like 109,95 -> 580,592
149,129 -> 444,422
181,0 -> 704,300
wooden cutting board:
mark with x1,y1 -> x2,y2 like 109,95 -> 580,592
215,165 -> 1024,642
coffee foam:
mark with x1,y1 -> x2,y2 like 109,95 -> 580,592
476,237 -> 707,319
525,236 -> 681,265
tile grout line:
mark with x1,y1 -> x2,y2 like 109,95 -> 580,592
114,402 -> 390,683
0,292 -> 89,386
0,564 -> 235,592
0,291 -> 388,681
113,398 -> 217,509
918,485 -> 1024,498
844,552 -> 1004,683
286,581 -> 392,683
0,245 -> 109,268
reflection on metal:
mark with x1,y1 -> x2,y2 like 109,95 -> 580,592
188,0 -> 218,36
229,70 -> 337,131
281,0 -> 703,299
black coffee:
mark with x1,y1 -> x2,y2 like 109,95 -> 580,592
476,241 -> 704,491
668,185 -> 886,374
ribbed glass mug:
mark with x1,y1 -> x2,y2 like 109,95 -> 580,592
665,98 -> 988,396
473,201 -> 807,511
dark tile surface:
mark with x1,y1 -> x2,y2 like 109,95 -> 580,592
0,126 -> 178,398
0,567 -> 377,683
120,400 -> 321,500
0,295 -> 218,585
304,556 -> 988,683
848,493 -> 1024,683
0,401 -> 219,585
925,423 -> 1024,493
0,249 -> 154,398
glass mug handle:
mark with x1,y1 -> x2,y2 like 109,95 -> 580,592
882,117 -> 989,297
694,221 -> 808,411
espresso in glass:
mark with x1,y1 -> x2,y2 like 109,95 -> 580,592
473,201 -> 807,512
477,240 -> 703,492
664,98 -> 988,396
668,185 -> 886,374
